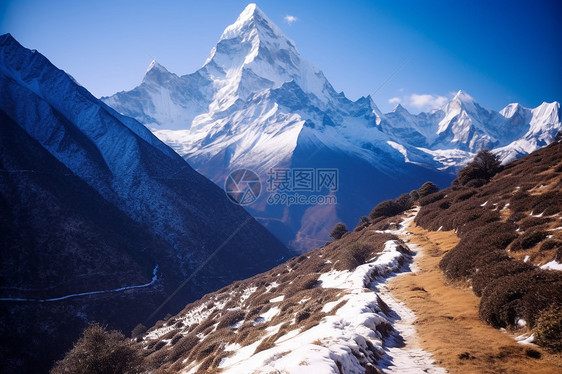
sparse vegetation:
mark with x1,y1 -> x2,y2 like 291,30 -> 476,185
131,323 -> 147,339
453,149 -> 502,188
51,324 -> 142,374
417,181 -> 439,197
369,199 -> 404,219
330,222 -> 349,240
395,193 -> 414,211
217,310 -> 246,329
354,216 -> 370,232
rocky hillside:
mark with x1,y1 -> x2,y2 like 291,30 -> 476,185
128,217 -> 417,373
105,138 -> 562,373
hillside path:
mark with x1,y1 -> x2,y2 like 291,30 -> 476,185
387,216 -> 562,374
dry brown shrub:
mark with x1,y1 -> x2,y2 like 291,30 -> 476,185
254,339 -> 275,354
510,229 -> 549,251
160,330 -> 177,341
418,191 -> 445,206
479,270 -> 562,329
540,239 -> 562,251
167,334 -> 199,363
534,304 -> 562,352
471,260 -> 535,297
519,217 -> 553,230
51,324 -> 142,374
217,310 -> 246,329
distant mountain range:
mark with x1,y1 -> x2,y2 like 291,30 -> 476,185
0,32 -> 291,372
103,4 -> 561,250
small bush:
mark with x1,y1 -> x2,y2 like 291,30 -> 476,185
395,193 -> 413,211
300,274 -> 320,290
170,334 -> 182,346
369,200 -> 404,219
168,334 -> 199,363
511,229 -> 548,251
519,217 -> 552,231
454,150 -> 502,187
338,242 -> 376,271
455,189 -> 477,202
418,192 -> 445,206
51,324 -> 142,374
217,310 -> 246,329
254,338 -> 275,354
534,304 -> 562,352
354,216 -> 370,232
330,223 -> 348,240
296,310 -> 311,323
471,260 -> 534,297
479,270 -> 562,329
153,341 -> 166,351
418,181 -> 439,197
131,323 -> 147,338
540,239 -> 561,251
525,348 -> 541,359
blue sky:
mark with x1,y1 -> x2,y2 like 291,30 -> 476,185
1,0 -> 560,113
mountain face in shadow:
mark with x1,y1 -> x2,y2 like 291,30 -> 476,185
0,33 -> 292,372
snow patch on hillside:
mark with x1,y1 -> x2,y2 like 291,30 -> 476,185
216,209 -> 446,373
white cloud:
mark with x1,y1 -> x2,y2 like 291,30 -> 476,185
386,93 -> 450,113
409,94 -> 448,110
284,15 -> 298,24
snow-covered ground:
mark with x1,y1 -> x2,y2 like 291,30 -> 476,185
205,208 -> 447,374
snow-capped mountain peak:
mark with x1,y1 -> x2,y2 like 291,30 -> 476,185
393,103 -> 410,114
102,5 -> 561,251
142,59 -> 173,83
146,59 -> 167,73
218,3 -> 287,45
499,102 -> 524,118
452,89 -> 475,103
435,90 -> 492,148
201,3 -> 334,110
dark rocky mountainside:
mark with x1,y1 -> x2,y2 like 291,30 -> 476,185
0,34 -> 292,373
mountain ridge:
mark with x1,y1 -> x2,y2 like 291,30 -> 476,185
102,4 -> 561,250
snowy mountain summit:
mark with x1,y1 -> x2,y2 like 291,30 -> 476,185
103,4 -> 561,250
203,3 -> 332,108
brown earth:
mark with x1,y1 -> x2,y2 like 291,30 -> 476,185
387,222 -> 562,374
